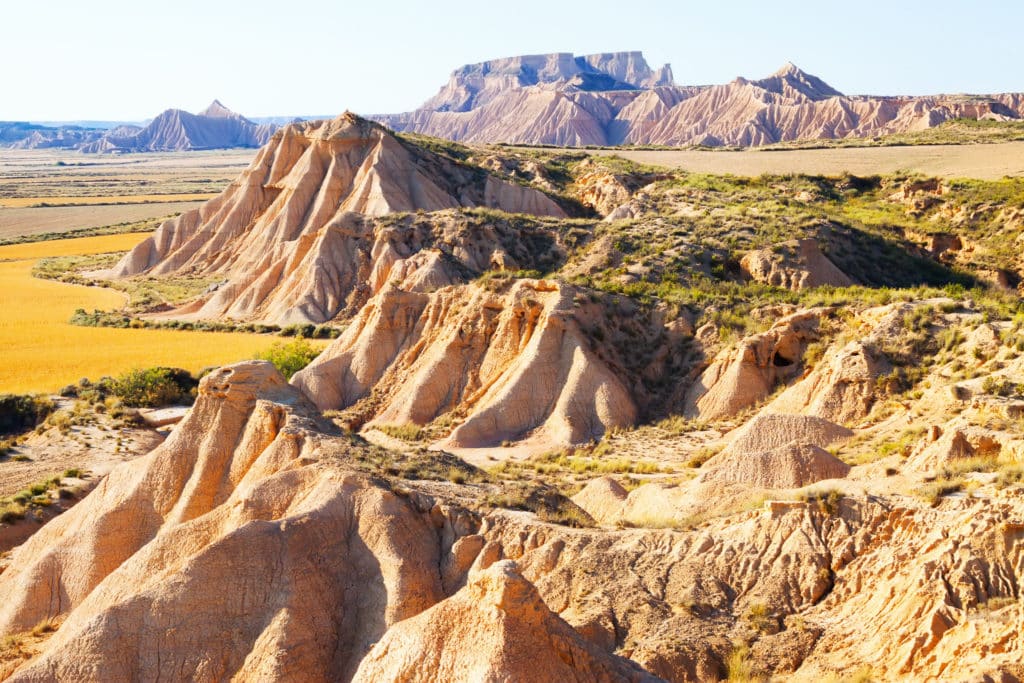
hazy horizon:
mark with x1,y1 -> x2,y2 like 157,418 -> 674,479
3,0 -> 1021,121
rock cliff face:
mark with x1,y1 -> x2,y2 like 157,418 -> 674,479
291,280 -> 641,450
108,113 -> 567,324
740,239 -> 854,291
378,55 -> 1024,146
684,310 -> 823,420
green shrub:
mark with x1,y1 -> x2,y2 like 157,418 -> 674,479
375,423 -> 427,442
483,482 -> 595,528
109,367 -> 197,407
982,375 -> 1022,397
256,338 -> 321,380
0,394 -> 54,435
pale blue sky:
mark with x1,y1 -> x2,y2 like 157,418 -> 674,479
3,0 -> 1021,121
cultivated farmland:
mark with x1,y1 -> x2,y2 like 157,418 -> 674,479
0,233 -> 286,394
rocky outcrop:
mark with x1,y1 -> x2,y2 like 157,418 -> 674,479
740,239 -> 854,290
291,280 -> 639,450
700,441 -> 850,489
684,310 -> 822,420
107,113 -> 567,324
483,496 -> 1024,682
413,52 -> 672,115
766,340 -> 887,424
0,362 -> 478,682
352,560 -> 656,682
378,56 -> 1024,147
906,418 -> 1004,473
794,500 -> 1024,680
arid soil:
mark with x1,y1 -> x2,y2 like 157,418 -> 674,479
0,203 -> 204,240
595,142 -> 1024,181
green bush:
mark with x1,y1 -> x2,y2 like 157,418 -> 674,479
109,367 -> 197,408
256,339 -> 321,380
0,394 -> 54,435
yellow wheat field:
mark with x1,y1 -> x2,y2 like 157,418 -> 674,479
0,193 -> 218,208
0,234 -> 291,394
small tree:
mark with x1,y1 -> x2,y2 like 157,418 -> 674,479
109,367 -> 197,407
257,338 -> 320,380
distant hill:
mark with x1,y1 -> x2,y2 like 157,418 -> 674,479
0,121 -> 107,150
374,52 -> 1024,147
79,101 -> 277,153
2,101 -> 279,153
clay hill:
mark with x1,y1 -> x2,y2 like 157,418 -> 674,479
107,113 -> 569,324
5,339 -> 1024,681
2,101 -> 277,152
376,52 -> 1024,146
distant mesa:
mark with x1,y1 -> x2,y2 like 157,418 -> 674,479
375,51 -> 1024,147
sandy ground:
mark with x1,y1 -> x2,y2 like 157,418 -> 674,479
0,401 -> 167,552
0,412 -> 164,499
582,142 -> 1024,180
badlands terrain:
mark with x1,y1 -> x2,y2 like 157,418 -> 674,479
2,109 -> 1024,682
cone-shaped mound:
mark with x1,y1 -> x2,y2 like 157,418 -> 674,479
0,362 -> 457,681
352,559 -> 657,682
108,113 -> 566,324
701,441 -> 851,489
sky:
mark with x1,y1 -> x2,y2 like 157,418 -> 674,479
3,0 -> 1022,121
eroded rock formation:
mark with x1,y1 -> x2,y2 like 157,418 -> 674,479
4,349 -> 1024,681
291,280 -> 641,450
684,310 -> 823,420
108,114 -> 567,324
